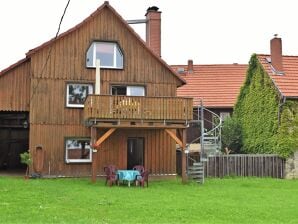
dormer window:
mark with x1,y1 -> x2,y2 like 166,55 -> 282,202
86,42 -> 123,69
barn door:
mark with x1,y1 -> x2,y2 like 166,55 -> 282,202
127,137 -> 144,169
0,112 -> 29,171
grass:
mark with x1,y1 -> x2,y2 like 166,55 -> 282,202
0,176 -> 298,224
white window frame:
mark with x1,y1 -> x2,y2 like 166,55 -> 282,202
87,42 -> 123,69
65,138 -> 92,163
66,83 -> 93,108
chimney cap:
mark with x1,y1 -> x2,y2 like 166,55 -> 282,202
147,6 -> 159,12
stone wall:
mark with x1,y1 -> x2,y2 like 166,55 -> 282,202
285,151 -> 298,179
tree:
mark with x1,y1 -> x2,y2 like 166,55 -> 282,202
20,151 -> 32,179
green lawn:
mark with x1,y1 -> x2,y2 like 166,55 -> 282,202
0,176 -> 297,224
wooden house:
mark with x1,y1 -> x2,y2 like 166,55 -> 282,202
0,2 -> 193,181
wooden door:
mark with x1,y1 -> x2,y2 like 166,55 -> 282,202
127,137 -> 144,169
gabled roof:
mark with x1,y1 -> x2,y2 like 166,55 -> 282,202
258,54 -> 298,98
172,64 -> 247,107
24,1 -> 185,86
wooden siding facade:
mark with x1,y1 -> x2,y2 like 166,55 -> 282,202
0,4 -> 191,177
0,61 -> 30,112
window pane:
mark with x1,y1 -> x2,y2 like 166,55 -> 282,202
96,43 -> 114,67
127,86 -> 145,96
86,44 -> 94,67
220,112 -> 230,122
86,42 -> 123,68
65,139 -> 91,163
111,86 -> 126,95
116,46 -> 123,68
66,84 -> 93,108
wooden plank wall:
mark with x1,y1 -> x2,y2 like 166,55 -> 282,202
96,129 -> 176,176
0,61 -> 30,111
30,7 -> 179,96
204,154 -> 285,178
30,126 -> 176,176
30,124 -> 91,176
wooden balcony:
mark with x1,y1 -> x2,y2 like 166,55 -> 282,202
84,95 -> 193,128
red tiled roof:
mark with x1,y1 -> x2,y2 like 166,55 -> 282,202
258,54 -> 298,98
172,64 -> 247,107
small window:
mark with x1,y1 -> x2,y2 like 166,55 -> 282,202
66,83 -> 93,108
65,138 -> 92,163
220,112 -> 230,122
127,86 -> 145,96
111,85 -> 145,96
86,42 -> 123,69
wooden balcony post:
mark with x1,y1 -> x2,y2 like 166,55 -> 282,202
165,128 -> 188,183
181,129 -> 187,183
91,127 -> 97,183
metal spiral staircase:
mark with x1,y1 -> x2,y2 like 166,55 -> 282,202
186,101 -> 222,183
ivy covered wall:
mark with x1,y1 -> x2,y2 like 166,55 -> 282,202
233,54 -> 298,158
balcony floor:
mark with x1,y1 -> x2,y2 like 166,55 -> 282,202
85,118 -> 189,129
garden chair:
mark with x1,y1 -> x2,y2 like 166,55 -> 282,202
103,165 -> 118,186
138,170 -> 149,187
132,165 -> 145,173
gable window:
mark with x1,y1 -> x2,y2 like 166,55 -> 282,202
111,85 -> 145,96
65,138 -> 92,163
66,83 -> 93,108
86,42 -> 123,69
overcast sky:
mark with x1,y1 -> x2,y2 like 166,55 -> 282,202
1,0 -> 298,70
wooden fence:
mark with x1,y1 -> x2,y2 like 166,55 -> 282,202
205,154 -> 285,178
178,153 -> 286,178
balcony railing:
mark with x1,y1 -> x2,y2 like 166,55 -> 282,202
84,95 -> 193,122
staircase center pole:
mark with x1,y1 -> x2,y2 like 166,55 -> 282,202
200,100 -> 205,159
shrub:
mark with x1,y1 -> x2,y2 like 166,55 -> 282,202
221,117 -> 243,153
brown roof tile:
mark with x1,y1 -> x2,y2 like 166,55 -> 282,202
172,64 -> 247,107
258,54 -> 298,97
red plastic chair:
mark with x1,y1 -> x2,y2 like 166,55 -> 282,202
103,165 -> 117,186
138,170 -> 149,187
132,165 -> 145,173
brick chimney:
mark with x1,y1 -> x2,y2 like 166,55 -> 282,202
146,6 -> 161,57
270,35 -> 283,73
187,59 -> 193,74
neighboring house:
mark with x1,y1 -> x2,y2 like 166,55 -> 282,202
233,36 -> 298,178
171,61 -> 247,143
0,2 -> 193,181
